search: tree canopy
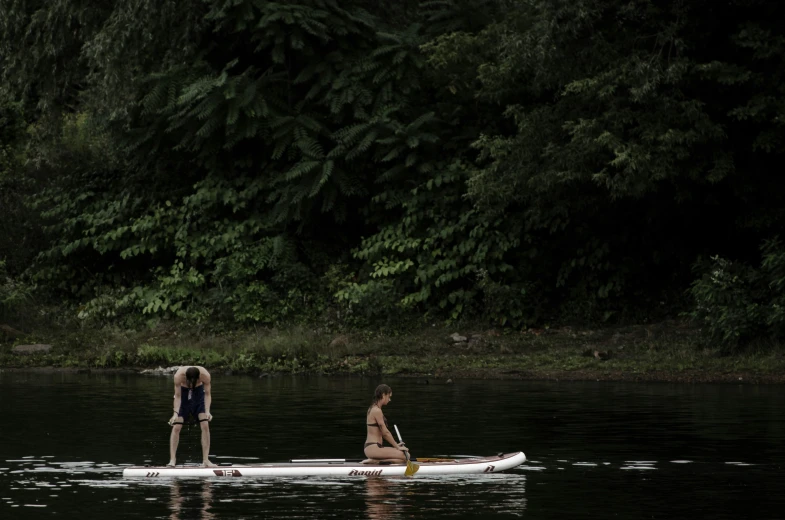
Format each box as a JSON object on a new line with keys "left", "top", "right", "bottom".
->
{"left": 1, "top": 0, "right": 784, "bottom": 344}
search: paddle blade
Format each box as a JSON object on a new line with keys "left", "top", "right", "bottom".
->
{"left": 404, "top": 454, "right": 420, "bottom": 477}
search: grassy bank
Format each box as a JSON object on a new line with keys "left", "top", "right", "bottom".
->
{"left": 1, "top": 319, "right": 785, "bottom": 383}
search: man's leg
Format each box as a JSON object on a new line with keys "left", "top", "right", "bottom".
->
{"left": 168, "top": 421, "right": 184, "bottom": 466}
{"left": 198, "top": 413, "right": 216, "bottom": 467}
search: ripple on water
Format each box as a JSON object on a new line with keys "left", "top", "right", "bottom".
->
{"left": 56, "top": 462, "right": 96, "bottom": 467}
{"left": 288, "top": 480, "right": 353, "bottom": 486}
{"left": 619, "top": 460, "right": 657, "bottom": 470}
{"left": 71, "top": 480, "right": 130, "bottom": 488}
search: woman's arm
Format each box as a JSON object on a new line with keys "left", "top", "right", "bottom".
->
{"left": 371, "top": 408, "right": 406, "bottom": 450}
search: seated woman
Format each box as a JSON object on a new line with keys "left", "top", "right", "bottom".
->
{"left": 363, "top": 384, "right": 409, "bottom": 463}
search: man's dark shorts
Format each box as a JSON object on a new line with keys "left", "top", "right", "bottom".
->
{"left": 177, "top": 385, "right": 206, "bottom": 421}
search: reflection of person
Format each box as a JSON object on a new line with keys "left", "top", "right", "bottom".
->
{"left": 363, "top": 384, "right": 408, "bottom": 462}
{"left": 169, "top": 480, "right": 214, "bottom": 520}
{"left": 365, "top": 477, "right": 395, "bottom": 520}
{"left": 167, "top": 366, "right": 215, "bottom": 467}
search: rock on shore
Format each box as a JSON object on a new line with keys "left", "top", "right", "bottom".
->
{"left": 140, "top": 366, "right": 181, "bottom": 375}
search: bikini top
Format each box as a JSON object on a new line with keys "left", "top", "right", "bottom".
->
{"left": 367, "top": 408, "right": 388, "bottom": 428}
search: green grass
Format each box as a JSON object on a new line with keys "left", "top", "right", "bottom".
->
{"left": 2, "top": 318, "right": 785, "bottom": 382}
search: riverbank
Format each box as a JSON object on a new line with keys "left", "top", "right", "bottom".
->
{"left": 1, "top": 319, "right": 784, "bottom": 383}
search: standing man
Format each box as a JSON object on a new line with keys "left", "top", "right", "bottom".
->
{"left": 167, "top": 366, "right": 216, "bottom": 467}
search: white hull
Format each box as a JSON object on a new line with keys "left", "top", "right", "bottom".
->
{"left": 122, "top": 451, "right": 526, "bottom": 478}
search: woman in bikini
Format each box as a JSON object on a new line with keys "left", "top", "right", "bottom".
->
{"left": 364, "top": 384, "right": 408, "bottom": 462}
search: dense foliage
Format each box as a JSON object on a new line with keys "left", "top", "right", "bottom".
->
{"left": 689, "top": 238, "right": 785, "bottom": 350}
{"left": 1, "top": 0, "right": 784, "bottom": 345}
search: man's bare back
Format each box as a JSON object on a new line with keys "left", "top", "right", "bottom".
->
{"left": 172, "top": 365, "right": 212, "bottom": 387}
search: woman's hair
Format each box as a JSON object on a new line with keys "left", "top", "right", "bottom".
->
{"left": 185, "top": 367, "right": 201, "bottom": 389}
{"left": 368, "top": 384, "right": 392, "bottom": 414}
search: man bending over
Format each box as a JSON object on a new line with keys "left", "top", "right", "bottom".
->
{"left": 167, "top": 366, "right": 216, "bottom": 467}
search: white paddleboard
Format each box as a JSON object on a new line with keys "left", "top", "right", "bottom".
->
{"left": 123, "top": 451, "right": 526, "bottom": 478}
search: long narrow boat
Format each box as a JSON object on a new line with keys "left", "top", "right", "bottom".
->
{"left": 122, "top": 451, "right": 526, "bottom": 478}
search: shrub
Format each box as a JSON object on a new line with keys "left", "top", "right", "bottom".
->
{"left": 0, "top": 259, "right": 34, "bottom": 322}
{"left": 689, "top": 238, "right": 785, "bottom": 350}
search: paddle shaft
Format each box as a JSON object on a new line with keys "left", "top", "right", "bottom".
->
{"left": 394, "top": 425, "right": 404, "bottom": 445}
{"left": 394, "top": 424, "right": 411, "bottom": 460}
{"left": 393, "top": 424, "right": 420, "bottom": 476}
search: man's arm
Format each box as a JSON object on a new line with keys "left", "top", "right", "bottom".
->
{"left": 203, "top": 381, "right": 212, "bottom": 420}
{"left": 201, "top": 369, "right": 212, "bottom": 420}
{"left": 173, "top": 383, "right": 182, "bottom": 413}
{"left": 169, "top": 383, "right": 182, "bottom": 425}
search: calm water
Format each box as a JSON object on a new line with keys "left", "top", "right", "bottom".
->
{"left": 0, "top": 371, "right": 783, "bottom": 519}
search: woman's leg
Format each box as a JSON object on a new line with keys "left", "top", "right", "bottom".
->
{"left": 364, "top": 445, "right": 407, "bottom": 462}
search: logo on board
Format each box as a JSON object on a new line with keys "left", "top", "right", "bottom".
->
{"left": 348, "top": 469, "right": 383, "bottom": 476}
{"left": 213, "top": 469, "right": 243, "bottom": 477}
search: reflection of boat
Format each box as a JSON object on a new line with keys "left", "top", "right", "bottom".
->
{"left": 123, "top": 452, "right": 526, "bottom": 478}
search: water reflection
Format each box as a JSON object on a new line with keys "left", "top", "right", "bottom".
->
{"left": 365, "top": 478, "right": 397, "bottom": 520}
{"left": 169, "top": 481, "right": 214, "bottom": 520}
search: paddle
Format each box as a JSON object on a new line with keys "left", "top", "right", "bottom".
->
{"left": 393, "top": 424, "right": 420, "bottom": 476}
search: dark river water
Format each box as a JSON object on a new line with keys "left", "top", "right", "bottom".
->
{"left": 0, "top": 371, "right": 783, "bottom": 519}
